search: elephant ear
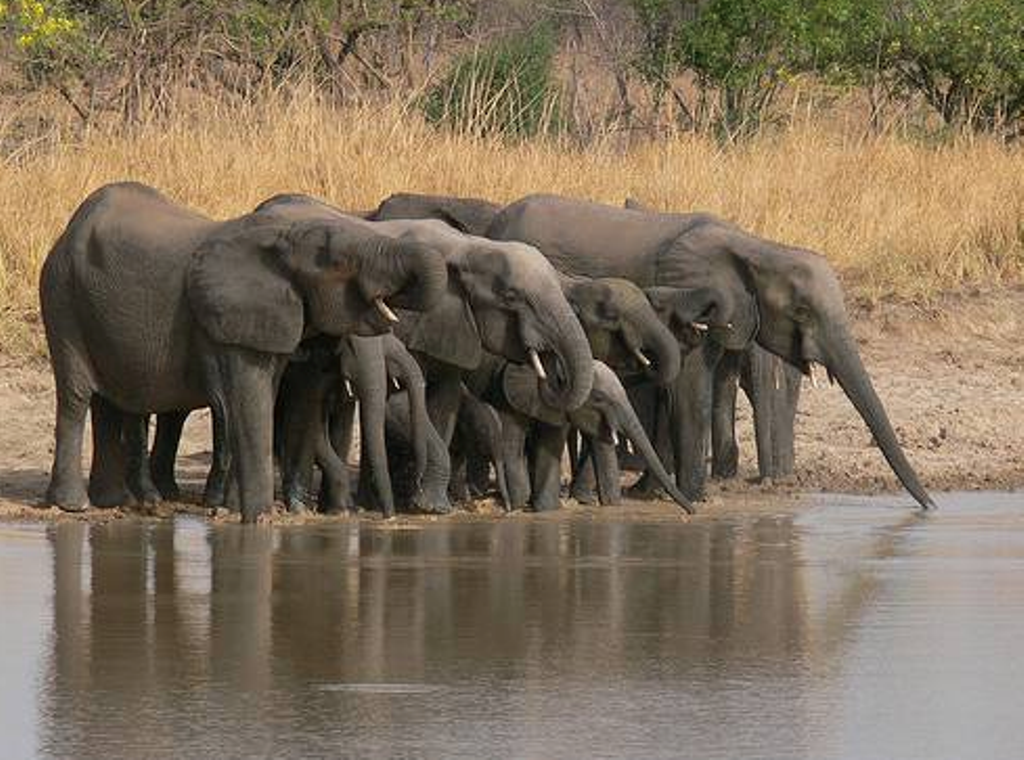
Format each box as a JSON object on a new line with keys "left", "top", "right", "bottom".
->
{"left": 405, "top": 271, "right": 482, "bottom": 370}
{"left": 187, "top": 232, "right": 304, "bottom": 354}
{"left": 503, "top": 364, "right": 566, "bottom": 426}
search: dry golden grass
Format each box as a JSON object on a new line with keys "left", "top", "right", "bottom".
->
{"left": 2, "top": 89, "right": 1023, "bottom": 357}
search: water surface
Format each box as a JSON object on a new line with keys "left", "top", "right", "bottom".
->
{"left": 1, "top": 492, "right": 1023, "bottom": 759}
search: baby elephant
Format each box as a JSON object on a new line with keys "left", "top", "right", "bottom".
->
{"left": 463, "top": 355, "right": 694, "bottom": 514}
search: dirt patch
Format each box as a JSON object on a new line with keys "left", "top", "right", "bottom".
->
{"left": 3, "top": 288, "right": 1022, "bottom": 522}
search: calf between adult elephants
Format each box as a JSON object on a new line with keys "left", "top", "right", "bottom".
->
{"left": 40, "top": 182, "right": 446, "bottom": 522}
{"left": 254, "top": 194, "right": 595, "bottom": 451}
{"left": 463, "top": 355, "right": 693, "bottom": 513}
{"left": 488, "top": 194, "right": 934, "bottom": 509}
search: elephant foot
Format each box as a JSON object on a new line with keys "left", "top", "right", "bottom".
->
{"left": 87, "top": 483, "right": 129, "bottom": 509}
{"left": 153, "top": 477, "right": 181, "bottom": 502}
{"left": 530, "top": 498, "right": 561, "bottom": 513}
{"left": 49, "top": 478, "right": 91, "bottom": 512}
{"left": 412, "top": 488, "right": 452, "bottom": 515}
{"left": 128, "top": 478, "right": 163, "bottom": 507}
{"left": 711, "top": 462, "right": 738, "bottom": 480}
{"left": 570, "top": 484, "right": 598, "bottom": 505}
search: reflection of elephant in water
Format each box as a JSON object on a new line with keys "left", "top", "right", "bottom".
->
{"left": 255, "top": 195, "right": 596, "bottom": 451}
{"left": 40, "top": 182, "right": 446, "bottom": 521}
{"left": 464, "top": 354, "right": 693, "bottom": 513}
{"left": 488, "top": 194, "right": 933, "bottom": 509}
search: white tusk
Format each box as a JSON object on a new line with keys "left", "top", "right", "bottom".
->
{"left": 611, "top": 430, "right": 619, "bottom": 447}
{"left": 625, "top": 439, "right": 633, "bottom": 455}
{"left": 392, "top": 377, "right": 401, "bottom": 391}
{"left": 528, "top": 348, "right": 547, "bottom": 381}
{"left": 691, "top": 322, "right": 709, "bottom": 332}
{"left": 344, "top": 379, "right": 353, "bottom": 396}
{"left": 373, "top": 297, "right": 399, "bottom": 324}
{"left": 633, "top": 347, "right": 652, "bottom": 367}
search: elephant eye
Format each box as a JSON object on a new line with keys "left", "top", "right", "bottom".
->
{"left": 500, "top": 287, "right": 525, "bottom": 306}
{"left": 792, "top": 303, "right": 813, "bottom": 324}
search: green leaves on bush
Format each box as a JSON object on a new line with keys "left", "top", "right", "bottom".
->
{"left": 421, "top": 23, "right": 561, "bottom": 139}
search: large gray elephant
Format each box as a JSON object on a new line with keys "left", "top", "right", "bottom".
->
{"left": 463, "top": 355, "right": 693, "bottom": 513}
{"left": 488, "top": 194, "right": 933, "bottom": 509}
{"left": 254, "top": 195, "right": 595, "bottom": 452}
{"left": 40, "top": 182, "right": 446, "bottom": 521}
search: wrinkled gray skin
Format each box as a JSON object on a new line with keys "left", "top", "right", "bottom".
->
{"left": 488, "top": 194, "right": 934, "bottom": 509}
{"left": 370, "top": 192, "right": 501, "bottom": 237}
{"left": 712, "top": 344, "right": 803, "bottom": 481}
{"left": 255, "top": 195, "right": 595, "bottom": 456}
{"left": 465, "top": 355, "right": 693, "bottom": 513}
{"left": 40, "top": 182, "right": 446, "bottom": 522}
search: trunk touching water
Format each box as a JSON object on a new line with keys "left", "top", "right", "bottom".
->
{"left": 826, "top": 336, "right": 934, "bottom": 510}
{"left": 618, "top": 398, "right": 696, "bottom": 514}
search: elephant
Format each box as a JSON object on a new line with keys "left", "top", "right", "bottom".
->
{"left": 369, "top": 192, "right": 501, "bottom": 236}
{"left": 623, "top": 197, "right": 804, "bottom": 485}
{"left": 462, "top": 354, "right": 694, "bottom": 513}
{"left": 487, "top": 193, "right": 934, "bottom": 509}
{"left": 40, "top": 182, "right": 447, "bottom": 522}
{"left": 253, "top": 195, "right": 596, "bottom": 455}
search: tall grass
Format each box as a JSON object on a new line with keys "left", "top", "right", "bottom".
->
{"left": 2, "top": 88, "right": 1023, "bottom": 357}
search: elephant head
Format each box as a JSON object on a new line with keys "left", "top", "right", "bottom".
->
{"left": 369, "top": 192, "right": 502, "bottom": 236}
{"left": 502, "top": 361, "right": 694, "bottom": 513}
{"left": 187, "top": 216, "right": 448, "bottom": 353}
{"left": 665, "top": 222, "right": 934, "bottom": 509}
{"left": 563, "top": 276, "right": 682, "bottom": 385}
{"left": 388, "top": 225, "right": 595, "bottom": 412}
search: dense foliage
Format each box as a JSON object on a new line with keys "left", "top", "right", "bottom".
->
{"left": 2, "top": 0, "right": 1023, "bottom": 140}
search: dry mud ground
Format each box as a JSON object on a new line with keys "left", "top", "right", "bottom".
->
{"left": 1, "top": 288, "right": 1022, "bottom": 522}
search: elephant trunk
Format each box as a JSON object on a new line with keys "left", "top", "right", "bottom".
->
{"left": 634, "top": 306, "right": 682, "bottom": 385}
{"left": 348, "top": 336, "right": 395, "bottom": 516}
{"left": 383, "top": 335, "right": 430, "bottom": 494}
{"left": 372, "top": 237, "right": 448, "bottom": 313}
{"left": 825, "top": 334, "right": 934, "bottom": 510}
{"left": 538, "top": 296, "right": 594, "bottom": 412}
{"left": 617, "top": 395, "right": 695, "bottom": 514}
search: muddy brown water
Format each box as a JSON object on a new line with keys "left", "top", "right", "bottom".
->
{"left": 1, "top": 492, "right": 1024, "bottom": 759}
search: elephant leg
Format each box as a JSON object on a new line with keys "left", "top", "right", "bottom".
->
{"left": 529, "top": 423, "right": 568, "bottom": 512}
{"left": 500, "top": 410, "right": 530, "bottom": 510}
{"left": 203, "top": 409, "right": 231, "bottom": 508}
{"left": 315, "top": 425, "right": 351, "bottom": 514}
{"left": 124, "top": 413, "right": 161, "bottom": 505}
{"left": 591, "top": 437, "right": 622, "bottom": 505}
{"left": 207, "top": 348, "right": 279, "bottom": 523}
{"left": 772, "top": 357, "right": 802, "bottom": 478}
{"left": 409, "top": 406, "right": 452, "bottom": 514}
{"left": 87, "top": 395, "right": 129, "bottom": 508}
{"left": 711, "top": 349, "right": 742, "bottom": 479}
{"left": 46, "top": 383, "right": 93, "bottom": 511}
{"left": 669, "top": 343, "right": 720, "bottom": 502}
{"left": 151, "top": 411, "right": 187, "bottom": 501}
{"left": 569, "top": 436, "right": 599, "bottom": 505}
{"left": 425, "top": 364, "right": 464, "bottom": 448}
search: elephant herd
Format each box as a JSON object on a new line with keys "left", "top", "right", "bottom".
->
{"left": 39, "top": 182, "right": 934, "bottom": 523}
